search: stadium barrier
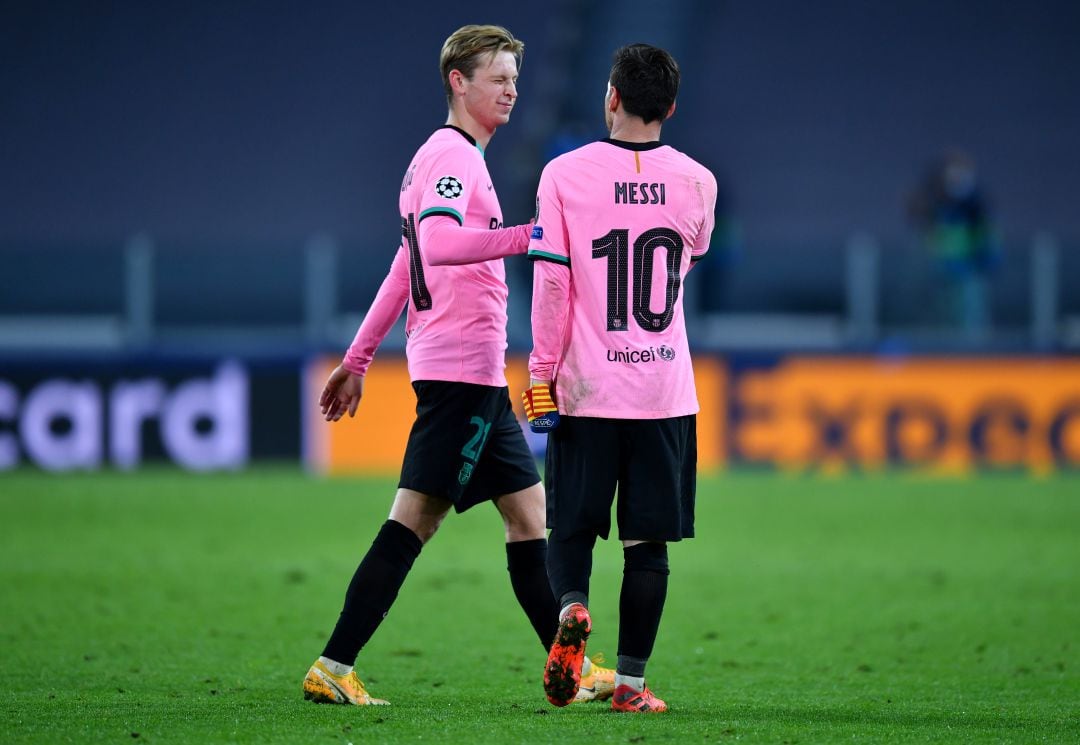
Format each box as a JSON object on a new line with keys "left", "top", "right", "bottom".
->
{"left": 0, "top": 358, "right": 300, "bottom": 471}
{"left": 725, "top": 356, "right": 1080, "bottom": 474}
{"left": 1, "top": 355, "right": 1077, "bottom": 473}
{"left": 304, "top": 355, "right": 1080, "bottom": 475}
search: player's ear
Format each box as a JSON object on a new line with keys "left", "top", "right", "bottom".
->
{"left": 607, "top": 85, "right": 621, "bottom": 113}
{"left": 665, "top": 101, "right": 676, "bottom": 121}
{"left": 448, "top": 69, "right": 468, "bottom": 96}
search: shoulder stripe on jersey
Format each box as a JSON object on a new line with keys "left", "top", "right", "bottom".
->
{"left": 528, "top": 250, "right": 571, "bottom": 266}
{"left": 418, "top": 207, "right": 464, "bottom": 225}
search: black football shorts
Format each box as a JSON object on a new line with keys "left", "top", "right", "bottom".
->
{"left": 544, "top": 414, "right": 697, "bottom": 541}
{"left": 399, "top": 380, "right": 541, "bottom": 512}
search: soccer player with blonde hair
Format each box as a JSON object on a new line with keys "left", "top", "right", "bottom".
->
{"left": 302, "top": 24, "right": 613, "bottom": 706}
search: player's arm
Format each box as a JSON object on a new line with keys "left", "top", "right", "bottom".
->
{"left": 528, "top": 258, "right": 571, "bottom": 386}
{"left": 418, "top": 215, "right": 532, "bottom": 266}
{"left": 522, "top": 160, "right": 574, "bottom": 429}
{"left": 526, "top": 166, "right": 571, "bottom": 385}
{"left": 321, "top": 247, "right": 409, "bottom": 422}
{"left": 687, "top": 169, "right": 719, "bottom": 272}
{"left": 524, "top": 165, "right": 572, "bottom": 430}
{"left": 523, "top": 258, "right": 570, "bottom": 431}
{"left": 413, "top": 149, "right": 532, "bottom": 266}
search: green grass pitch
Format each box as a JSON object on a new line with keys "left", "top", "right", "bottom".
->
{"left": 1, "top": 469, "right": 1077, "bottom": 743}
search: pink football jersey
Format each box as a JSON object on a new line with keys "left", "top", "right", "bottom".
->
{"left": 528, "top": 139, "right": 717, "bottom": 418}
{"left": 345, "top": 126, "right": 522, "bottom": 387}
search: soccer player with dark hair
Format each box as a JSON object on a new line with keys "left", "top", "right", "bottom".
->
{"left": 302, "top": 24, "right": 613, "bottom": 706}
{"left": 523, "top": 43, "right": 717, "bottom": 713}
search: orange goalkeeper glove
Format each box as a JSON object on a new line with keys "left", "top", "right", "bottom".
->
{"left": 521, "top": 384, "right": 560, "bottom": 433}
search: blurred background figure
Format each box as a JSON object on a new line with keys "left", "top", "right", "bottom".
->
{"left": 907, "top": 151, "right": 1001, "bottom": 340}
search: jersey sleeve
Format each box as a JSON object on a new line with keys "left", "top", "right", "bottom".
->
{"left": 342, "top": 246, "right": 409, "bottom": 376}
{"left": 527, "top": 163, "right": 572, "bottom": 385}
{"left": 526, "top": 165, "right": 570, "bottom": 266}
{"left": 415, "top": 146, "right": 479, "bottom": 227}
{"left": 418, "top": 215, "right": 531, "bottom": 265}
{"left": 528, "top": 258, "right": 571, "bottom": 385}
{"left": 690, "top": 168, "right": 719, "bottom": 263}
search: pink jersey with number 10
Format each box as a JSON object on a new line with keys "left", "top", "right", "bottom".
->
{"left": 528, "top": 139, "right": 717, "bottom": 419}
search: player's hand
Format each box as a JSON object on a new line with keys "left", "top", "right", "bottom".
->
{"left": 319, "top": 365, "right": 364, "bottom": 422}
{"left": 521, "top": 383, "right": 559, "bottom": 433}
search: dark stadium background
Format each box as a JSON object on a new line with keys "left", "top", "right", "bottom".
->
{"left": 2, "top": 0, "right": 1079, "bottom": 468}
{"left": 4, "top": 2, "right": 1079, "bottom": 245}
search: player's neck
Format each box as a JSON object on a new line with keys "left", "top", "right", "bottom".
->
{"left": 445, "top": 111, "right": 495, "bottom": 151}
{"left": 608, "top": 118, "right": 662, "bottom": 144}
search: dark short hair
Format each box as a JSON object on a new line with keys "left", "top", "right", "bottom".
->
{"left": 609, "top": 43, "right": 680, "bottom": 124}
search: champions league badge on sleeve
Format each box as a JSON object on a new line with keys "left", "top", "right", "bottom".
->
{"left": 434, "top": 175, "right": 464, "bottom": 199}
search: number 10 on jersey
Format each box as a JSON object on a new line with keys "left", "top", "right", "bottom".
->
{"left": 592, "top": 227, "right": 684, "bottom": 333}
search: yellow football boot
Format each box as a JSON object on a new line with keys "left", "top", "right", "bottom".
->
{"left": 302, "top": 659, "right": 389, "bottom": 705}
{"left": 574, "top": 653, "right": 616, "bottom": 703}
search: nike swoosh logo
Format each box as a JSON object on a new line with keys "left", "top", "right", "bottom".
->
{"left": 318, "top": 671, "right": 351, "bottom": 702}
{"left": 487, "top": 184, "right": 493, "bottom": 190}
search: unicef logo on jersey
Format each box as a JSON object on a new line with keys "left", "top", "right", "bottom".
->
{"left": 606, "top": 345, "right": 677, "bottom": 365}
{"left": 434, "top": 175, "right": 464, "bottom": 199}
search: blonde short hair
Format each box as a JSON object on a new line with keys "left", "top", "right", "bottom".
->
{"left": 440, "top": 25, "right": 524, "bottom": 104}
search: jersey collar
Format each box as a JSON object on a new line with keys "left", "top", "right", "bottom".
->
{"left": 602, "top": 138, "right": 664, "bottom": 151}
{"left": 441, "top": 125, "right": 485, "bottom": 157}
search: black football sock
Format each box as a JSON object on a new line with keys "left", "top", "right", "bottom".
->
{"left": 616, "top": 542, "right": 669, "bottom": 675}
{"left": 321, "top": 519, "right": 422, "bottom": 666}
{"left": 506, "top": 538, "right": 560, "bottom": 650}
{"left": 546, "top": 531, "right": 597, "bottom": 611}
